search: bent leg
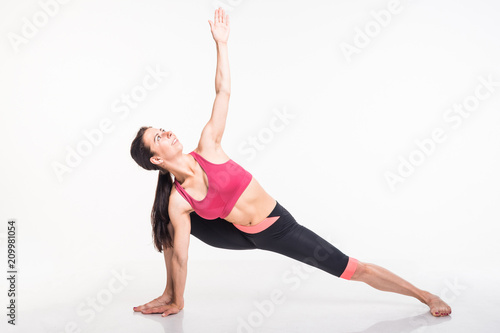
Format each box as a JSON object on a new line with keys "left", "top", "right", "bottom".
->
{"left": 351, "top": 261, "right": 452, "bottom": 317}
{"left": 189, "top": 212, "right": 257, "bottom": 250}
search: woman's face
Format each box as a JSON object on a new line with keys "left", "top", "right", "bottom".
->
{"left": 143, "top": 127, "right": 182, "bottom": 164}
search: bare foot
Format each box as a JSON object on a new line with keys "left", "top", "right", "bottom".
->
{"left": 133, "top": 295, "right": 172, "bottom": 312}
{"left": 425, "top": 294, "right": 452, "bottom": 317}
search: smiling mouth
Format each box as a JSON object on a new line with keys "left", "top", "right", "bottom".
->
{"left": 172, "top": 138, "right": 177, "bottom": 145}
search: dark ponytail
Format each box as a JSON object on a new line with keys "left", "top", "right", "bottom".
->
{"left": 130, "top": 126, "right": 174, "bottom": 253}
{"left": 151, "top": 171, "right": 173, "bottom": 252}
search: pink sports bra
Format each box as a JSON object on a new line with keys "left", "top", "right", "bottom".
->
{"left": 174, "top": 151, "right": 253, "bottom": 220}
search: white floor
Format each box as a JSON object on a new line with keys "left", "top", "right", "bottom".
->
{"left": 4, "top": 257, "right": 500, "bottom": 333}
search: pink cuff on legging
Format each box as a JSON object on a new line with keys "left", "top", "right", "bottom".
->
{"left": 340, "top": 257, "right": 358, "bottom": 280}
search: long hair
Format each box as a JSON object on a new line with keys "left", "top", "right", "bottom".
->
{"left": 130, "top": 126, "right": 173, "bottom": 253}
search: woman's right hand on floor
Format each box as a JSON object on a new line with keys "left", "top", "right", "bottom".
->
{"left": 133, "top": 294, "right": 172, "bottom": 313}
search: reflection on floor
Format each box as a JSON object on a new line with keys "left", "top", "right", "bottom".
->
{"left": 5, "top": 258, "right": 500, "bottom": 333}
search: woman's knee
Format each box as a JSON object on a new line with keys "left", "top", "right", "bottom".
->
{"left": 349, "top": 260, "right": 368, "bottom": 281}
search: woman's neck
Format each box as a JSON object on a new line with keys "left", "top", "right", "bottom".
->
{"left": 163, "top": 153, "right": 195, "bottom": 184}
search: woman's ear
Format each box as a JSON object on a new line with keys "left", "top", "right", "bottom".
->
{"left": 150, "top": 155, "right": 162, "bottom": 166}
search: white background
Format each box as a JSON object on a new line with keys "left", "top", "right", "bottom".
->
{"left": 1, "top": 0, "right": 499, "bottom": 332}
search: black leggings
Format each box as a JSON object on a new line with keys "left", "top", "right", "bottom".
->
{"left": 189, "top": 200, "right": 358, "bottom": 279}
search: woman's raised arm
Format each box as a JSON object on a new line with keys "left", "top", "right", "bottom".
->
{"left": 208, "top": 7, "right": 230, "bottom": 94}
{"left": 200, "top": 7, "right": 231, "bottom": 147}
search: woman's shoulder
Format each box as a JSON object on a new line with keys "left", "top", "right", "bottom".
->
{"left": 169, "top": 185, "right": 194, "bottom": 215}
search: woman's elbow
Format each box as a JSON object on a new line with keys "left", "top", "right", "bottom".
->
{"left": 173, "top": 252, "right": 188, "bottom": 265}
{"left": 216, "top": 88, "right": 231, "bottom": 96}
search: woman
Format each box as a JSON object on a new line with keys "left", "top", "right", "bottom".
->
{"left": 131, "top": 8, "right": 451, "bottom": 318}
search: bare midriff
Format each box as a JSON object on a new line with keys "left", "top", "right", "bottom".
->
{"left": 223, "top": 177, "right": 277, "bottom": 227}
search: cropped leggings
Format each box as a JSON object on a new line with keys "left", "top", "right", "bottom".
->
{"left": 189, "top": 200, "right": 358, "bottom": 280}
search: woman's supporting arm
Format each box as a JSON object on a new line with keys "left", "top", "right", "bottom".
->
{"left": 163, "top": 241, "right": 174, "bottom": 298}
{"left": 166, "top": 202, "right": 192, "bottom": 310}
{"left": 170, "top": 254, "right": 188, "bottom": 309}
{"left": 137, "top": 196, "right": 191, "bottom": 317}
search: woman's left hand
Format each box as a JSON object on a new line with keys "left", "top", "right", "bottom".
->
{"left": 208, "top": 7, "right": 230, "bottom": 43}
{"left": 140, "top": 303, "right": 183, "bottom": 317}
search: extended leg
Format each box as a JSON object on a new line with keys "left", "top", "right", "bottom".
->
{"left": 245, "top": 205, "right": 354, "bottom": 278}
{"left": 242, "top": 202, "right": 452, "bottom": 317}
{"left": 350, "top": 261, "right": 452, "bottom": 317}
